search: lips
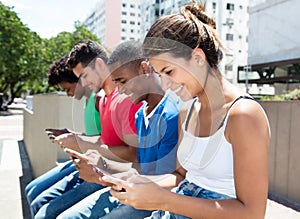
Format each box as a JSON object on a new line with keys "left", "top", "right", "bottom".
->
{"left": 173, "top": 85, "right": 183, "bottom": 95}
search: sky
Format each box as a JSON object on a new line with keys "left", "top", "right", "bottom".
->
{"left": 1, "top": 0, "right": 100, "bottom": 38}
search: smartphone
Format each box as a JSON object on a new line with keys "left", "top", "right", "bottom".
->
{"left": 92, "top": 166, "right": 111, "bottom": 177}
{"left": 64, "top": 148, "right": 111, "bottom": 177}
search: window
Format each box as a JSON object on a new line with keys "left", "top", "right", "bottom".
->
{"left": 226, "top": 3, "right": 234, "bottom": 11}
{"left": 122, "top": 36, "right": 126, "bottom": 40}
{"left": 131, "top": 29, "right": 134, "bottom": 33}
{"left": 226, "top": 33, "right": 234, "bottom": 41}
{"left": 121, "top": 20, "right": 127, "bottom": 24}
{"left": 122, "top": 3, "right": 126, "bottom": 7}
{"left": 130, "top": 12, "right": 135, "bottom": 16}
{"left": 212, "top": 2, "right": 216, "bottom": 10}
{"left": 225, "top": 65, "right": 233, "bottom": 71}
{"left": 155, "top": 9, "right": 159, "bottom": 16}
{"left": 130, "top": 4, "right": 134, "bottom": 8}
{"left": 122, "top": 11, "right": 127, "bottom": 15}
{"left": 130, "top": 21, "right": 135, "bottom": 25}
{"left": 122, "top": 28, "right": 126, "bottom": 32}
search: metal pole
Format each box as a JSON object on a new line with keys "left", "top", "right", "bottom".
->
{"left": 245, "top": 65, "right": 249, "bottom": 93}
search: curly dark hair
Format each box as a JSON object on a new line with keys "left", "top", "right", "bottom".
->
{"left": 47, "top": 55, "right": 78, "bottom": 86}
{"left": 67, "top": 40, "right": 108, "bottom": 70}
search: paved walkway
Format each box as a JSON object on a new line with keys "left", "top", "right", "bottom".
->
{"left": 0, "top": 107, "right": 300, "bottom": 218}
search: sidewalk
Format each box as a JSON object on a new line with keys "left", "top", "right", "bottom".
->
{"left": 0, "top": 108, "right": 32, "bottom": 219}
{"left": 0, "top": 107, "right": 300, "bottom": 218}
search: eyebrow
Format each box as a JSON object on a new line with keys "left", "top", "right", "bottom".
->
{"left": 111, "top": 77, "right": 124, "bottom": 82}
{"left": 159, "top": 65, "right": 170, "bottom": 73}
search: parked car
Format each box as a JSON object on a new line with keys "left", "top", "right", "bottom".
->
{"left": 0, "top": 93, "right": 8, "bottom": 111}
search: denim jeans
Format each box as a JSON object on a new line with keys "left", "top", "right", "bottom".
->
{"left": 31, "top": 171, "right": 104, "bottom": 219}
{"left": 101, "top": 204, "right": 153, "bottom": 219}
{"left": 56, "top": 187, "right": 118, "bottom": 219}
{"left": 56, "top": 188, "right": 152, "bottom": 219}
{"left": 25, "top": 160, "right": 76, "bottom": 204}
{"left": 149, "top": 179, "right": 232, "bottom": 219}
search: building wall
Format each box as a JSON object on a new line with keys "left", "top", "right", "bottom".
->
{"left": 119, "top": 0, "right": 142, "bottom": 45}
{"left": 105, "top": 0, "right": 122, "bottom": 50}
{"left": 84, "top": 0, "right": 249, "bottom": 87}
{"left": 205, "top": 0, "right": 249, "bottom": 85}
{"left": 248, "top": 0, "right": 300, "bottom": 65}
{"left": 23, "top": 94, "right": 84, "bottom": 177}
{"left": 84, "top": 0, "right": 142, "bottom": 49}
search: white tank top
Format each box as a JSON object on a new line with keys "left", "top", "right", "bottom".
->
{"left": 177, "top": 97, "right": 254, "bottom": 198}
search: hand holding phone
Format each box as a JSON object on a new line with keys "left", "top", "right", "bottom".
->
{"left": 45, "top": 128, "right": 70, "bottom": 139}
{"left": 92, "top": 166, "right": 111, "bottom": 177}
{"left": 64, "top": 148, "right": 111, "bottom": 177}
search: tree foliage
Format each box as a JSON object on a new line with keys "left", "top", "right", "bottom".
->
{"left": 0, "top": 2, "right": 43, "bottom": 103}
{"left": 39, "top": 21, "right": 101, "bottom": 93}
{"left": 0, "top": 2, "right": 101, "bottom": 103}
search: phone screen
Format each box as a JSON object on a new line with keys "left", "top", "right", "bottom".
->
{"left": 92, "top": 166, "right": 110, "bottom": 177}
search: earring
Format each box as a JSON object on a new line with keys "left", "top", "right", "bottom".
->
{"left": 144, "top": 73, "right": 150, "bottom": 79}
{"left": 198, "top": 58, "right": 204, "bottom": 66}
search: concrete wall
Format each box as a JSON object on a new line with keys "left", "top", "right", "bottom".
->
{"left": 23, "top": 94, "right": 300, "bottom": 203}
{"left": 259, "top": 100, "right": 300, "bottom": 203}
{"left": 248, "top": 0, "right": 300, "bottom": 65}
{"left": 23, "top": 93, "right": 84, "bottom": 177}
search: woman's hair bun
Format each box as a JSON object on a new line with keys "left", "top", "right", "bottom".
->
{"left": 183, "top": 2, "right": 216, "bottom": 29}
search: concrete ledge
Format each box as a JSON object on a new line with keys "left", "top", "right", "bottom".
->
{"left": 0, "top": 139, "right": 24, "bottom": 219}
{"left": 0, "top": 170, "right": 23, "bottom": 219}
{"left": 0, "top": 139, "right": 23, "bottom": 175}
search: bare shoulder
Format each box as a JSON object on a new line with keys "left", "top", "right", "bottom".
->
{"left": 229, "top": 98, "right": 268, "bottom": 124}
{"left": 226, "top": 98, "right": 270, "bottom": 144}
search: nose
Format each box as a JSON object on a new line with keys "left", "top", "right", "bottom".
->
{"left": 118, "top": 84, "right": 126, "bottom": 94}
{"left": 80, "top": 78, "right": 88, "bottom": 87}
{"left": 161, "top": 76, "right": 172, "bottom": 90}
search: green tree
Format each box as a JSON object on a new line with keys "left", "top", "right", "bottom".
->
{"left": 0, "top": 2, "right": 43, "bottom": 103}
{"left": 0, "top": 2, "right": 102, "bottom": 102}
{"left": 41, "top": 21, "right": 101, "bottom": 93}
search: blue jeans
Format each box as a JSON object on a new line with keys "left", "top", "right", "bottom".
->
{"left": 56, "top": 188, "right": 152, "bottom": 219}
{"left": 101, "top": 204, "right": 153, "bottom": 219}
{"left": 149, "top": 179, "right": 232, "bottom": 219}
{"left": 25, "top": 160, "right": 75, "bottom": 204}
{"left": 56, "top": 187, "right": 118, "bottom": 219}
{"left": 31, "top": 171, "right": 104, "bottom": 219}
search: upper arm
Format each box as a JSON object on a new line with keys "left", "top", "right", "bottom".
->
{"left": 226, "top": 100, "right": 270, "bottom": 217}
{"left": 115, "top": 96, "right": 142, "bottom": 140}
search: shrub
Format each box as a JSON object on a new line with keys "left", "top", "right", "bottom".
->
{"left": 260, "top": 89, "right": 300, "bottom": 101}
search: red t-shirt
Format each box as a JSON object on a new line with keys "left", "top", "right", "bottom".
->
{"left": 99, "top": 88, "right": 142, "bottom": 146}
